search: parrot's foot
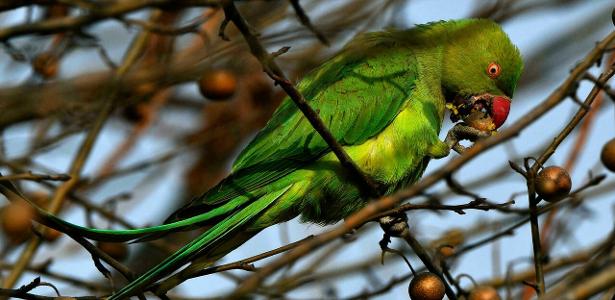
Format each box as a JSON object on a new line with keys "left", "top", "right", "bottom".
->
{"left": 378, "top": 214, "right": 413, "bottom": 267}
{"left": 445, "top": 123, "right": 491, "bottom": 154}
{"left": 378, "top": 213, "right": 409, "bottom": 238}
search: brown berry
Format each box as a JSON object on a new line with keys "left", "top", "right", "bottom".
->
{"left": 600, "top": 138, "right": 615, "bottom": 172}
{"left": 438, "top": 246, "right": 456, "bottom": 258}
{"left": 408, "top": 272, "right": 445, "bottom": 300}
{"left": 97, "top": 241, "right": 128, "bottom": 261}
{"left": 32, "top": 52, "right": 59, "bottom": 79}
{"left": 198, "top": 70, "right": 237, "bottom": 100}
{"left": 1, "top": 201, "right": 35, "bottom": 244}
{"left": 535, "top": 166, "right": 572, "bottom": 202}
{"left": 468, "top": 285, "right": 501, "bottom": 300}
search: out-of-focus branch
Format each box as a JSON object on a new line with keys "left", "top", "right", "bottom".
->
{"left": 0, "top": 287, "right": 100, "bottom": 300}
{"left": 120, "top": 15, "right": 207, "bottom": 36}
{"left": 0, "top": 0, "right": 220, "bottom": 40}
{"left": 289, "top": 0, "right": 329, "bottom": 45}
{"left": 1, "top": 10, "right": 160, "bottom": 290}
{"left": 0, "top": 3, "right": 388, "bottom": 129}
{"left": 0, "top": 173, "right": 70, "bottom": 182}
{"left": 542, "top": 227, "right": 615, "bottom": 299}
{"left": 1, "top": 95, "right": 117, "bottom": 290}
{"left": 0, "top": 1, "right": 53, "bottom": 12}
{"left": 544, "top": 262, "right": 615, "bottom": 300}
{"left": 472, "top": 0, "right": 588, "bottom": 22}
{"left": 154, "top": 235, "right": 315, "bottom": 290}
{"left": 0, "top": 261, "right": 108, "bottom": 292}
{"left": 480, "top": 243, "right": 598, "bottom": 288}
{"left": 342, "top": 274, "right": 412, "bottom": 300}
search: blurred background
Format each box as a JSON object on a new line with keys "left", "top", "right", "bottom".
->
{"left": 0, "top": 0, "right": 614, "bottom": 299}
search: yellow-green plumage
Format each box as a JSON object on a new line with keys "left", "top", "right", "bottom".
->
{"left": 33, "top": 19, "right": 523, "bottom": 299}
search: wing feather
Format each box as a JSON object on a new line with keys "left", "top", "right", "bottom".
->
{"left": 171, "top": 39, "right": 418, "bottom": 219}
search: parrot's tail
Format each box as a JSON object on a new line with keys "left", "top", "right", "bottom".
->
{"left": 27, "top": 189, "right": 262, "bottom": 243}
{"left": 152, "top": 229, "right": 258, "bottom": 295}
{"left": 107, "top": 185, "right": 291, "bottom": 300}
{"left": 31, "top": 205, "right": 219, "bottom": 242}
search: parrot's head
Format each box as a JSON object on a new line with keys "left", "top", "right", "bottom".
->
{"left": 440, "top": 19, "right": 523, "bottom": 132}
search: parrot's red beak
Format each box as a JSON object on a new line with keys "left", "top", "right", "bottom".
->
{"left": 448, "top": 93, "right": 512, "bottom": 132}
{"left": 490, "top": 96, "right": 511, "bottom": 129}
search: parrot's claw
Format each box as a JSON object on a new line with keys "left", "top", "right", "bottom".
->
{"left": 378, "top": 213, "right": 409, "bottom": 238}
{"left": 445, "top": 123, "right": 490, "bottom": 154}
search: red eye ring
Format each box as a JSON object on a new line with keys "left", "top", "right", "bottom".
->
{"left": 486, "top": 62, "right": 501, "bottom": 79}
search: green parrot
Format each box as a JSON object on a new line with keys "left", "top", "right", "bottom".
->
{"left": 30, "top": 19, "right": 522, "bottom": 299}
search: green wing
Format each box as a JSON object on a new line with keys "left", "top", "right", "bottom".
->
{"left": 169, "top": 42, "right": 418, "bottom": 220}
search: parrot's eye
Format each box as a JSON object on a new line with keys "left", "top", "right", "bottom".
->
{"left": 486, "top": 62, "right": 501, "bottom": 79}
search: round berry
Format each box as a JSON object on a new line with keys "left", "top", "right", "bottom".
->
{"left": 468, "top": 285, "right": 501, "bottom": 300}
{"left": 1, "top": 201, "right": 35, "bottom": 244}
{"left": 198, "top": 70, "right": 237, "bottom": 100}
{"left": 438, "top": 246, "right": 456, "bottom": 258}
{"left": 408, "top": 272, "right": 445, "bottom": 300}
{"left": 535, "top": 166, "right": 572, "bottom": 202}
{"left": 600, "top": 138, "right": 615, "bottom": 172}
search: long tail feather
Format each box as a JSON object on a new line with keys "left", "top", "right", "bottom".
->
{"left": 108, "top": 186, "right": 291, "bottom": 299}
{"left": 31, "top": 194, "right": 252, "bottom": 242}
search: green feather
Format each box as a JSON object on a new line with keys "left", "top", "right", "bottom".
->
{"left": 109, "top": 185, "right": 292, "bottom": 300}
{"left": 168, "top": 37, "right": 418, "bottom": 222}
{"left": 36, "top": 196, "right": 248, "bottom": 242}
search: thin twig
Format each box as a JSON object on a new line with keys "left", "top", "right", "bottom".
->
{"left": 0, "top": 287, "right": 100, "bottom": 300}
{"left": 0, "top": 0, "right": 220, "bottom": 40}
{"left": 178, "top": 235, "right": 314, "bottom": 279}
{"left": 0, "top": 173, "right": 70, "bottom": 182}
{"left": 289, "top": 0, "right": 329, "bottom": 45}
{"left": 120, "top": 15, "right": 207, "bottom": 36}
{"left": 0, "top": 261, "right": 107, "bottom": 292}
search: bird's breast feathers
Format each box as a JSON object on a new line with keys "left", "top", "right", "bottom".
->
{"left": 326, "top": 106, "right": 437, "bottom": 185}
